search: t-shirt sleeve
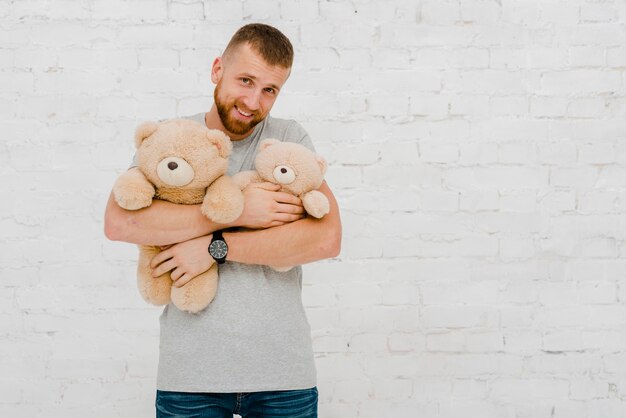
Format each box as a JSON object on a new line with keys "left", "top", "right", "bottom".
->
{"left": 282, "top": 120, "right": 316, "bottom": 153}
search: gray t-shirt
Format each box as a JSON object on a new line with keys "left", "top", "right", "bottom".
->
{"left": 156, "top": 112, "right": 317, "bottom": 392}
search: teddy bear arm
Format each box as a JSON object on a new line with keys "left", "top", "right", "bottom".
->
{"left": 112, "top": 167, "right": 156, "bottom": 210}
{"left": 301, "top": 190, "right": 330, "bottom": 219}
{"left": 201, "top": 175, "right": 245, "bottom": 224}
{"left": 231, "top": 170, "right": 262, "bottom": 190}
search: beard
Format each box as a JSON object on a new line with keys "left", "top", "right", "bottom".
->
{"left": 214, "top": 82, "right": 263, "bottom": 136}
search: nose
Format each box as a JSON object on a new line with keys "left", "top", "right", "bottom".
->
{"left": 242, "top": 89, "right": 262, "bottom": 111}
{"left": 168, "top": 161, "right": 178, "bottom": 170}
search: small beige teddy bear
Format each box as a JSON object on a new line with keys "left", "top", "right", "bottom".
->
{"left": 113, "top": 119, "right": 244, "bottom": 313}
{"left": 233, "top": 138, "right": 330, "bottom": 271}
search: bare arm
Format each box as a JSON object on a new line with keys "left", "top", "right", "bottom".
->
{"left": 104, "top": 182, "right": 307, "bottom": 246}
{"left": 225, "top": 181, "right": 341, "bottom": 266}
{"left": 104, "top": 192, "right": 219, "bottom": 245}
{"left": 150, "top": 181, "right": 342, "bottom": 287}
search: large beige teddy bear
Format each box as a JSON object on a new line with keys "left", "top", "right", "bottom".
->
{"left": 113, "top": 119, "right": 244, "bottom": 313}
{"left": 233, "top": 139, "right": 329, "bottom": 271}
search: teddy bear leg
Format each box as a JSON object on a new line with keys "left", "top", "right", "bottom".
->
{"left": 137, "top": 245, "right": 172, "bottom": 306}
{"left": 170, "top": 264, "right": 219, "bottom": 314}
{"left": 302, "top": 190, "right": 330, "bottom": 219}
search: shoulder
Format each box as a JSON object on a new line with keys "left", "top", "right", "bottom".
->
{"left": 262, "top": 116, "right": 314, "bottom": 151}
{"left": 181, "top": 112, "right": 205, "bottom": 125}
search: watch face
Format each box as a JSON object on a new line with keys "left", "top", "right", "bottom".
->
{"left": 209, "top": 240, "right": 228, "bottom": 259}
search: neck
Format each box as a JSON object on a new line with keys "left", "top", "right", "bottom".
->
{"left": 204, "top": 107, "right": 251, "bottom": 141}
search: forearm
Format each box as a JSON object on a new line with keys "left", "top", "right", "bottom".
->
{"left": 104, "top": 193, "right": 229, "bottom": 246}
{"left": 225, "top": 182, "right": 342, "bottom": 267}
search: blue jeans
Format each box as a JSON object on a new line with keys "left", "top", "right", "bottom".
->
{"left": 155, "top": 387, "right": 318, "bottom": 418}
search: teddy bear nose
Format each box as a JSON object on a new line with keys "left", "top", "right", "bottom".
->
{"left": 280, "top": 168, "right": 287, "bottom": 174}
{"left": 168, "top": 162, "right": 178, "bottom": 170}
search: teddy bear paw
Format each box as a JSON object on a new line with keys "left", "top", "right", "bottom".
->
{"left": 302, "top": 190, "right": 330, "bottom": 219}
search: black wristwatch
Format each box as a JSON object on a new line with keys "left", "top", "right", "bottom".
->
{"left": 208, "top": 230, "right": 228, "bottom": 264}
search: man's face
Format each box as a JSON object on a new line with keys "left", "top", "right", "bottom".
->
{"left": 212, "top": 44, "right": 291, "bottom": 137}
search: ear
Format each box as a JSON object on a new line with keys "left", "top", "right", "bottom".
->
{"left": 211, "top": 57, "right": 223, "bottom": 84}
{"left": 259, "top": 138, "right": 280, "bottom": 151}
{"left": 206, "top": 129, "right": 233, "bottom": 158}
{"left": 316, "top": 155, "right": 328, "bottom": 175}
{"left": 134, "top": 121, "right": 159, "bottom": 148}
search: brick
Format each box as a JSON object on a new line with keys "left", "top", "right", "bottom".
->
{"left": 452, "top": 379, "right": 488, "bottom": 399}
{"left": 302, "top": 284, "right": 336, "bottom": 308}
{"left": 280, "top": 0, "right": 318, "bottom": 21}
{"left": 421, "top": 1, "right": 460, "bottom": 24}
{"left": 426, "top": 331, "right": 465, "bottom": 352}
{"left": 578, "top": 142, "right": 615, "bottom": 164}
{"left": 169, "top": 1, "right": 204, "bottom": 21}
{"left": 91, "top": 0, "right": 167, "bottom": 21}
{"left": 466, "top": 331, "right": 505, "bottom": 352}
{"left": 421, "top": 306, "right": 498, "bottom": 328}
{"left": 444, "top": 69, "right": 528, "bottom": 94}
{"left": 491, "top": 378, "right": 570, "bottom": 401}
{"left": 490, "top": 96, "right": 528, "bottom": 116}
{"left": 460, "top": 190, "right": 499, "bottom": 212}
{"left": 569, "top": 46, "right": 607, "bottom": 67}
{"left": 419, "top": 140, "right": 459, "bottom": 163}
{"left": 449, "top": 95, "right": 490, "bottom": 118}
{"left": 380, "top": 23, "right": 474, "bottom": 47}
{"left": 348, "top": 333, "right": 388, "bottom": 353}
{"left": 567, "top": 97, "right": 605, "bottom": 118}
{"left": 541, "top": 2, "right": 581, "bottom": 25}
{"left": 445, "top": 166, "right": 549, "bottom": 190}
{"left": 581, "top": 3, "right": 618, "bottom": 23}
{"left": 372, "top": 378, "right": 413, "bottom": 400}
{"left": 201, "top": 0, "right": 243, "bottom": 21}
{"left": 541, "top": 70, "right": 622, "bottom": 94}
{"left": 607, "top": 46, "right": 626, "bottom": 67}
{"left": 420, "top": 281, "right": 499, "bottom": 306}
{"left": 503, "top": 331, "right": 542, "bottom": 353}
{"left": 388, "top": 332, "right": 423, "bottom": 352}
{"left": 530, "top": 97, "right": 569, "bottom": 118}
{"left": 460, "top": 0, "right": 502, "bottom": 24}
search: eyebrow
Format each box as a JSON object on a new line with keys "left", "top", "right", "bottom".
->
{"left": 239, "top": 73, "right": 281, "bottom": 91}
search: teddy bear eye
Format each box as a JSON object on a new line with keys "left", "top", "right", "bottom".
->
{"left": 272, "top": 165, "right": 296, "bottom": 185}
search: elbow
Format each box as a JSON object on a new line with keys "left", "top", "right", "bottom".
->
{"left": 104, "top": 204, "right": 129, "bottom": 242}
{"left": 104, "top": 215, "right": 123, "bottom": 241}
{"left": 323, "top": 228, "right": 342, "bottom": 259}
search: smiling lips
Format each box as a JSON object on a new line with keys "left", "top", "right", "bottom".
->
{"left": 235, "top": 105, "right": 253, "bottom": 118}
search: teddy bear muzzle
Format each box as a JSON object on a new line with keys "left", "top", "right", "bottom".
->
{"left": 272, "top": 165, "right": 296, "bottom": 185}
{"left": 157, "top": 157, "right": 195, "bottom": 186}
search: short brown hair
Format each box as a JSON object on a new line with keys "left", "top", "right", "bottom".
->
{"left": 223, "top": 23, "right": 294, "bottom": 69}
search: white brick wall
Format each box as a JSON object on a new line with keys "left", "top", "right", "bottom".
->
{"left": 1, "top": 0, "right": 626, "bottom": 416}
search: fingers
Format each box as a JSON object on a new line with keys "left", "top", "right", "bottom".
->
{"left": 276, "top": 201, "right": 304, "bottom": 214}
{"left": 152, "top": 258, "right": 177, "bottom": 277}
{"left": 150, "top": 249, "right": 172, "bottom": 269}
{"left": 276, "top": 212, "right": 305, "bottom": 223}
{"left": 173, "top": 273, "right": 192, "bottom": 288}
{"left": 274, "top": 192, "right": 302, "bottom": 206}
{"left": 250, "top": 182, "right": 281, "bottom": 191}
{"left": 170, "top": 267, "right": 184, "bottom": 281}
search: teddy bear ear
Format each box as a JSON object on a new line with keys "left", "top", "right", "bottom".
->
{"left": 134, "top": 121, "right": 159, "bottom": 148}
{"left": 316, "top": 154, "right": 328, "bottom": 175}
{"left": 259, "top": 138, "right": 280, "bottom": 151}
{"left": 206, "top": 129, "right": 233, "bottom": 158}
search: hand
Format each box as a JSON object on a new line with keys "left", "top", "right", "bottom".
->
{"left": 150, "top": 235, "right": 214, "bottom": 288}
{"left": 234, "top": 182, "right": 305, "bottom": 229}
